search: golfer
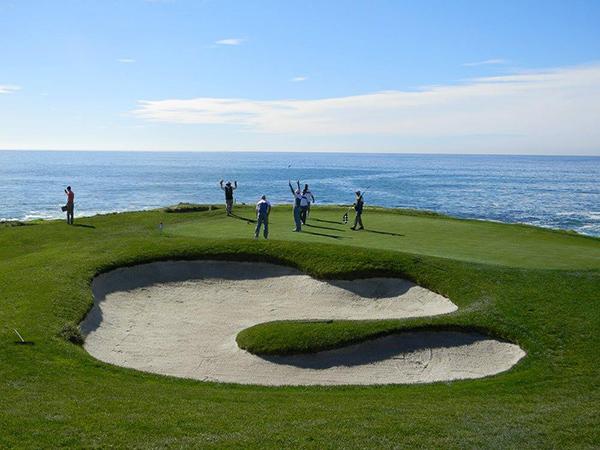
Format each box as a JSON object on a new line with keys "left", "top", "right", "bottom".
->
{"left": 350, "top": 190, "right": 364, "bottom": 230}
{"left": 219, "top": 180, "right": 237, "bottom": 216}
{"left": 64, "top": 186, "right": 75, "bottom": 225}
{"left": 288, "top": 180, "right": 303, "bottom": 232}
{"left": 297, "top": 181, "right": 315, "bottom": 225}
{"left": 254, "top": 195, "right": 271, "bottom": 239}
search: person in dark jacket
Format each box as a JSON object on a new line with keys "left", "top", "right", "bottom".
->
{"left": 350, "top": 190, "right": 364, "bottom": 230}
{"left": 219, "top": 180, "right": 237, "bottom": 216}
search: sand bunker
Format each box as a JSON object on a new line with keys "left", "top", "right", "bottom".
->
{"left": 82, "top": 261, "right": 525, "bottom": 385}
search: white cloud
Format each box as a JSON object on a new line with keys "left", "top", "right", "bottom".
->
{"left": 215, "top": 38, "right": 244, "bottom": 46}
{"left": 0, "top": 85, "right": 20, "bottom": 94}
{"left": 463, "top": 59, "right": 509, "bottom": 67}
{"left": 291, "top": 76, "right": 308, "bottom": 82}
{"left": 131, "top": 64, "right": 600, "bottom": 151}
{"left": 117, "top": 58, "right": 136, "bottom": 63}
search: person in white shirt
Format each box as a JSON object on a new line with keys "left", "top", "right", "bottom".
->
{"left": 255, "top": 195, "right": 271, "bottom": 239}
{"left": 297, "top": 181, "right": 315, "bottom": 225}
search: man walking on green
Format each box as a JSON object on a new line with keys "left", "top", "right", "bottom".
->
{"left": 296, "top": 181, "right": 315, "bottom": 225}
{"left": 350, "top": 190, "right": 364, "bottom": 230}
{"left": 254, "top": 195, "right": 271, "bottom": 239}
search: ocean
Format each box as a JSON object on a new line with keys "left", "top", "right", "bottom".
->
{"left": 0, "top": 151, "right": 598, "bottom": 237}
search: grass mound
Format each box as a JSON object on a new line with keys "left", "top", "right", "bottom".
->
{"left": 237, "top": 321, "right": 501, "bottom": 356}
{"left": 164, "top": 203, "right": 218, "bottom": 213}
{"left": 0, "top": 220, "right": 36, "bottom": 227}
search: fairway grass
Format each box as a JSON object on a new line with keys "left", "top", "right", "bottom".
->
{"left": 1, "top": 206, "right": 599, "bottom": 448}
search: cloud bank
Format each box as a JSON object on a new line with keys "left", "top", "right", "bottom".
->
{"left": 0, "top": 85, "right": 20, "bottom": 94}
{"left": 131, "top": 64, "right": 600, "bottom": 151}
{"left": 215, "top": 38, "right": 244, "bottom": 46}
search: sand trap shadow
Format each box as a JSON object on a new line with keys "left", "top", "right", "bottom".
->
{"left": 91, "top": 261, "right": 299, "bottom": 300}
{"left": 262, "top": 331, "right": 489, "bottom": 369}
{"left": 327, "top": 278, "right": 413, "bottom": 298}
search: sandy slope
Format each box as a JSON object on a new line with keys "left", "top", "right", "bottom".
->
{"left": 81, "top": 261, "right": 525, "bottom": 385}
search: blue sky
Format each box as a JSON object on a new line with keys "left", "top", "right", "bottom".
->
{"left": 1, "top": 0, "right": 600, "bottom": 154}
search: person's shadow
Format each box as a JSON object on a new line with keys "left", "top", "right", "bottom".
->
{"left": 313, "top": 218, "right": 343, "bottom": 225}
{"left": 305, "top": 223, "right": 345, "bottom": 232}
{"left": 230, "top": 213, "right": 257, "bottom": 224}
{"left": 302, "top": 230, "right": 344, "bottom": 240}
{"left": 364, "top": 229, "right": 403, "bottom": 237}
{"left": 73, "top": 224, "right": 96, "bottom": 229}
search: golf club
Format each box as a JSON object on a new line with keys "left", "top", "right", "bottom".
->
{"left": 14, "top": 328, "right": 25, "bottom": 343}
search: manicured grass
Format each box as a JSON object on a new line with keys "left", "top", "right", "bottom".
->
{"left": 164, "top": 203, "right": 218, "bottom": 213}
{"left": 1, "top": 206, "right": 599, "bottom": 448}
{"left": 168, "top": 205, "right": 600, "bottom": 269}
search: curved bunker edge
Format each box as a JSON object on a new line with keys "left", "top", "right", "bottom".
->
{"left": 81, "top": 260, "right": 526, "bottom": 386}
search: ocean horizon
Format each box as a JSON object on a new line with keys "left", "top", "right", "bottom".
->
{"left": 1, "top": 150, "right": 598, "bottom": 237}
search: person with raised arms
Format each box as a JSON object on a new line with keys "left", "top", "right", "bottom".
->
{"left": 288, "top": 180, "right": 303, "bottom": 232}
{"left": 219, "top": 179, "right": 237, "bottom": 216}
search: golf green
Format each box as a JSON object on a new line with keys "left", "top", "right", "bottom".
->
{"left": 1, "top": 205, "right": 598, "bottom": 448}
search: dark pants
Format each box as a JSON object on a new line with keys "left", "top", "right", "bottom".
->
{"left": 255, "top": 213, "right": 269, "bottom": 238}
{"left": 225, "top": 199, "right": 233, "bottom": 215}
{"left": 352, "top": 211, "right": 363, "bottom": 229}
{"left": 66, "top": 203, "right": 74, "bottom": 224}
{"left": 300, "top": 206, "right": 308, "bottom": 224}
{"left": 293, "top": 206, "right": 302, "bottom": 231}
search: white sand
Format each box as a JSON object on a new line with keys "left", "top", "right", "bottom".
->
{"left": 81, "top": 261, "right": 525, "bottom": 386}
